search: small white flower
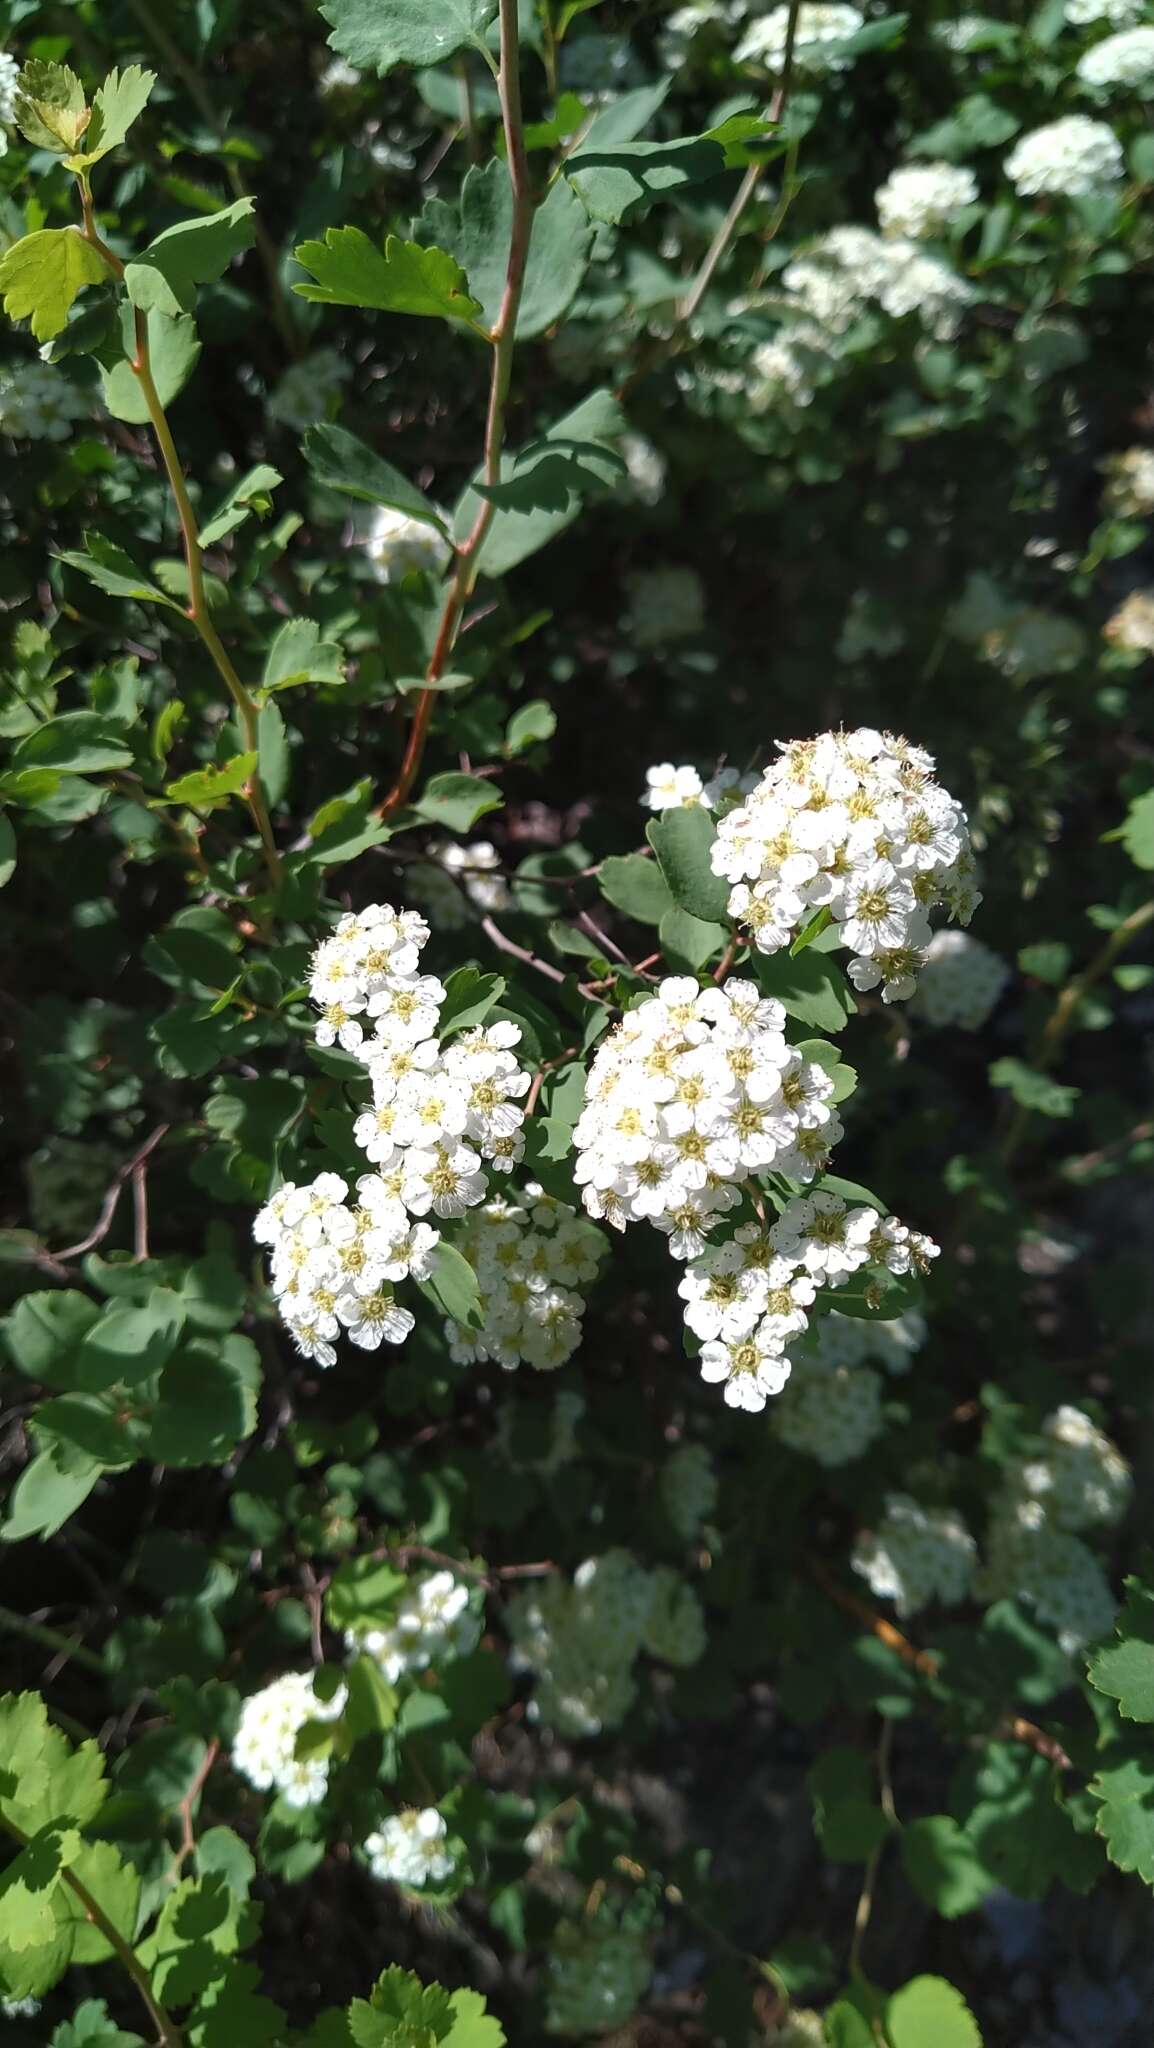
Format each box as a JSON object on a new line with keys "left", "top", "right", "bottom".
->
{"left": 1005, "top": 115, "right": 1124, "bottom": 197}
{"left": 364, "top": 506, "right": 452, "bottom": 584}
{"left": 875, "top": 161, "right": 978, "bottom": 239}
{"left": 364, "top": 1807, "right": 456, "bottom": 1888}
{"left": 642, "top": 762, "right": 706, "bottom": 810}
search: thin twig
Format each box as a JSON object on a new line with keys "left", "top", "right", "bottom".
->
{"left": 52, "top": 1124, "right": 170, "bottom": 1262}
{"left": 849, "top": 1719, "right": 895, "bottom": 1981}
{"left": 0, "top": 1603, "right": 104, "bottom": 1674}
{"left": 480, "top": 915, "right": 567, "bottom": 985}
{"left": 164, "top": 1739, "right": 220, "bottom": 1887}
{"left": 378, "top": 0, "right": 535, "bottom": 818}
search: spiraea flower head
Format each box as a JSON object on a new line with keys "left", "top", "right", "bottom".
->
{"left": 875, "top": 161, "right": 978, "bottom": 239}
{"left": 852, "top": 1494, "right": 977, "bottom": 1617}
{"left": 347, "top": 1570, "right": 480, "bottom": 1683}
{"left": 364, "top": 505, "right": 452, "bottom": 584}
{"left": 736, "top": 4, "right": 864, "bottom": 71}
{"left": 913, "top": 929, "right": 1009, "bottom": 1030}
{"left": 232, "top": 1670, "right": 347, "bottom": 1807}
{"left": 364, "top": 1807, "right": 456, "bottom": 1889}
{"left": 1005, "top": 115, "right": 1124, "bottom": 197}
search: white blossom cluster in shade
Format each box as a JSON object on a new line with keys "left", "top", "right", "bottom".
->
{"left": 0, "top": 1996, "right": 41, "bottom": 2020}
{"left": 627, "top": 565, "right": 706, "bottom": 648}
{"left": 619, "top": 430, "right": 667, "bottom": 506}
{"left": 345, "top": 1570, "right": 480, "bottom": 1683}
{"left": 852, "top": 1494, "right": 978, "bottom": 1618}
{"left": 735, "top": 3, "right": 863, "bottom": 71}
{"left": 363, "top": 1808, "right": 455, "bottom": 1889}
{"left": 746, "top": 331, "right": 824, "bottom": 410}
{"left": 1065, "top": 0, "right": 1146, "bottom": 22}
{"left": 912, "top": 929, "right": 1010, "bottom": 1031}
{"left": 874, "top": 161, "right": 978, "bottom": 240}
{"left": 0, "top": 360, "right": 90, "bottom": 440}
{"left": 1104, "top": 590, "right": 1154, "bottom": 653}
{"left": 448, "top": 1188, "right": 605, "bottom": 1372}
{"left": 364, "top": 505, "right": 451, "bottom": 584}
{"left": 773, "top": 1308, "right": 926, "bottom": 1466}
{"left": 1077, "top": 25, "right": 1154, "bottom": 87}
{"left": 934, "top": 15, "right": 1004, "bottom": 49}
{"left": 254, "top": 901, "right": 534, "bottom": 1366}
{"left": 980, "top": 1504, "right": 1119, "bottom": 1654}
{"left": 711, "top": 729, "right": 979, "bottom": 1002}
{"left": 780, "top": 226, "right": 974, "bottom": 343}
{"left": 641, "top": 762, "right": 757, "bottom": 812}
{"left": 545, "top": 1922, "right": 652, "bottom": 2038}
{"left": 1008, "top": 1405, "right": 1132, "bottom": 1534}
{"left": 318, "top": 54, "right": 362, "bottom": 91}
{"left": 267, "top": 347, "right": 349, "bottom": 431}
{"left": 681, "top": 1199, "right": 937, "bottom": 1412}
{"left": 1004, "top": 115, "right": 1124, "bottom": 197}
{"left": 660, "top": 1442, "right": 719, "bottom": 1539}
{"left": 507, "top": 1550, "right": 705, "bottom": 1736}
{"left": 573, "top": 977, "right": 841, "bottom": 1253}
{"left": 232, "top": 1670, "right": 347, "bottom": 1808}
{"left": 406, "top": 839, "right": 514, "bottom": 930}
{"left": 1101, "top": 444, "right": 1154, "bottom": 517}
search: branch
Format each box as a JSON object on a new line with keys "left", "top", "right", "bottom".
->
{"left": 164, "top": 1739, "right": 220, "bottom": 1886}
{"left": 51, "top": 1124, "right": 170, "bottom": 1262}
{"left": 379, "top": 0, "right": 535, "bottom": 818}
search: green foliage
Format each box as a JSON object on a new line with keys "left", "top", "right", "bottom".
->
{"left": 293, "top": 230, "right": 486, "bottom": 330}
{"left": 0, "top": 230, "right": 108, "bottom": 341}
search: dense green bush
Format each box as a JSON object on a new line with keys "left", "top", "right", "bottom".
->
{"left": 1, "top": 1, "right": 1153, "bottom": 2043}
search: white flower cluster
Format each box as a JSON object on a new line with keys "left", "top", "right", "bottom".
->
{"left": 318, "top": 54, "right": 362, "bottom": 92}
{"left": 346, "top": 1570, "right": 480, "bottom": 1683}
{"left": 736, "top": 3, "right": 863, "bottom": 71}
{"left": 1065, "top": 0, "right": 1145, "bottom": 22}
{"left": 660, "top": 1442, "right": 719, "bottom": 1539}
{"left": 365, "top": 505, "right": 452, "bottom": 583}
{"left": 449, "top": 1188, "right": 604, "bottom": 1371}
{"left": 364, "top": 1808, "right": 455, "bottom": 1889}
{"left": 852, "top": 1495, "right": 978, "bottom": 1618}
{"left": 981, "top": 1505, "right": 1119, "bottom": 1655}
{"left": 682, "top": 1199, "right": 937, "bottom": 1412}
{"left": 254, "top": 901, "right": 534, "bottom": 1366}
{"left": 641, "top": 761, "right": 756, "bottom": 812}
{"left": 267, "top": 347, "right": 349, "bottom": 431}
{"left": 254, "top": 1172, "right": 429, "bottom": 1368}
{"left": 1077, "top": 25, "right": 1154, "bottom": 88}
{"left": 712, "top": 729, "right": 978, "bottom": 1001}
{"left": 773, "top": 1308, "right": 925, "bottom": 1466}
{"left": 875, "top": 161, "right": 978, "bottom": 240}
{"left": 0, "top": 52, "right": 18, "bottom": 149}
{"left": 912, "top": 929, "right": 1010, "bottom": 1031}
{"left": 507, "top": 1549, "right": 705, "bottom": 1736}
{"left": 619, "top": 430, "right": 667, "bottom": 506}
{"left": 574, "top": 976, "right": 841, "bottom": 1251}
{"left": 1102, "top": 444, "right": 1154, "bottom": 517}
{"left": 407, "top": 840, "right": 513, "bottom": 929}
{"left": 1010, "top": 1405, "right": 1132, "bottom": 1534}
{"left": 781, "top": 226, "right": 974, "bottom": 343}
{"left": 545, "top": 1922, "right": 652, "bottom": 2037}
{"left": 0, "top": 361, "right": 90, "bottom": 441}
{"left": 232, "top": 1670, "right": 347, "bottom": 1808}
{"left": 1005, "top": 115, "right": 1124, "bottom": 197}
{"left": 1104, "top": 590, "right": 1154, "bottom": 654}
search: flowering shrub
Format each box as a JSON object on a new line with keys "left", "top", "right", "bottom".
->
{"left": 1, "top": 3, "right": 1154, "bottom": 2044}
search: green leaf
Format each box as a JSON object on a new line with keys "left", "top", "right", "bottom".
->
{"left": 886, "top": 1977, "right": 982, "bottom": 2048}
{"left": 327, "top": 1556, "right": 407, "bottom": 1631}
{"left": 445, "top": 1988, "right": 506, "bottom": 2047}
{"left": 304, "top": 423, "right": 444, "bottom": 528}
{"left": 302, "top": 781, "right": 392, "bottom": 866}
{"left": 599, "top": 853, "right": 673, "bottom": 927}
{"left": 0, "top": 813, "right": 14, "bottom": 890}
{"left": 348, "top": 1965, "right": 455, "bottom": 2046}
{"left": 796, "top": 1040, "right": 857, "bottom": 1105}
{"left": 751, "top": 948, "right": 856, "bottom": 1033}
{"left": 958, "top": 1745, "right": 1102, "bottom": 1899}
{"left": 1088, "top": 1579, "right": 1154, "bottom": 1721}
{"left": 292, "top": 229, "right": 484, "bottom": 331}
{"left": 143, "top": 1334, "right": 261, "bottom": 1466}
{"left": 258, "top": 700, "right": 289, "bottom": 809}
{"left": 464, "top": 389, "right": 626, "bottom": 576}
{"left": 52, "top": 1996, "right": 146, "bottom": 2046}
{"left": 13, "top": 61, "right": 89, "bottom": 152}
{"left": 343, "top": 1653, "right": 399, "bottom": 1739}
{"left": 647, "top": 804, "right": 730, "bottom": 924}
{"left": 418, "top": 1244, "right": 483, "bottom": 1329}
{"left": 900, "top": 1817, "right": 995, "bottom": 1919}
{"left": 73, "top": 1290, "right": 186, "bottom": 1392}
{"left": 419, "top": 163, "right": 594, "bottom": 340}
{"left": 660, "top": 905, "right": 727, "bottom": 971}
{"left": 566, "top": 135, "right": 726, "bottom": 226}
{"left": 823, "top": 2004, "right": 875, "bottom": 2048}
{"left": 1091, "top": 1746, "right": 1154, "bottom": 1882}
{"left": 65, "top": 65, "right": 156, "bottom": 169}
{"left": 439, "top": 967, "right": 506, "bottom": 1033}
{"left": 58, "top": 532, "right": 185, "bottom": 610}
{"left": 11, "top": 712, "right": 133, "bottom": 776}
{"left": 504, "top": 700, "right": 556, "bottom": 755}
{"left": 474, "top": 434, "right": 624, "bottom": 513}
{"left": 199, "top": 463, "right": 283, "bottom": 547}
{"left": 3, "top": 1291, "right": 103, "bottom": 1387}
{"left": 989, "top": 1057, "right": 1080, "bottom": 1118}
{"left": 413, "top": 771, "right": 503, "bottom": 831}
{"left": 165, "top": 753, "right": 257, "bottom": 809}
{"left": 0, "top": 230, "right": 109, "bottom": 342}
{"left": 124, "top": 198, "right": 257, "bottom": 316}
{"left": 101, "top": 310, "right": 201, "bottom": 422}
{"left": 318, "top": 0, "right": 498, "bottom": 73}
{"left": 809, "top": 1749, "right": 890, "bottom": 1864}
{"left": 1118, "top": 788, "right": 1154, "bottom": 871}
{"left": 261, "top": 618, "right": 346, "bottom": 694}
{"left": 2, "top": 1449, "right": 100, "bottom": 1540}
